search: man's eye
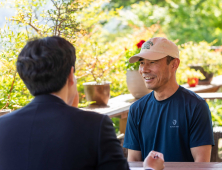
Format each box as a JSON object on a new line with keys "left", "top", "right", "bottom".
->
{"left": 140, "top": 61, "right": 144, "bottom": 64}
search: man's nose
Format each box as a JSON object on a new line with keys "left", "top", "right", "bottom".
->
{"left": 140, "top": 64, "right": 151, "bottom": 73}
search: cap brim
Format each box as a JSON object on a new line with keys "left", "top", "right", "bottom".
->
{"left": 129, "top": 51, "right": 168, "bottom": 63}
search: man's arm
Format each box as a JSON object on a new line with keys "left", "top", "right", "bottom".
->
{"left": 189, "top": 101, "right": 214, "bottom": 162}
{"left": 127, "top": 149, "right": 142, "bottom": 161}
{"left": 123, "top": 106, "right": 142, "bottom": 161}
{"left": 191, "top": 145, "right": 212, "bottom": 162}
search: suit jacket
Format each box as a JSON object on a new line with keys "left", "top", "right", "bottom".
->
{"left": 0, "top": 94, "right": 129, "bottom": 170}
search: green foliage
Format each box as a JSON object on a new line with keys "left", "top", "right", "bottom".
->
{"left": 6, "top": 0, "right": 95, "bottom": 43}
{"left": 109, "top": 0, "right": 145, "bottom": 8}
{"left": 116, "top": 0, "right": 222, "bottom": 45}
{"left": 111, "top": 117, "right": 120, "bottom": 133}
{"left": 75, "top": 34, "right": 130, "bottom": 103}
{"left": 122, "top": 25, "right": 162, "bottom": 72}
{"left": 0, "top": 0, "right": 117, "bottom": 108}
{"left": 125, "top": 46, "right": 140, "bottom": 71}
{"left": 0, "top": 26, "right": 33, "bottom": 110}
{"left": 109, "top": 0, "right": 167, "bottom": 9}
{"left": 165, "top": 0, "right": 222, "bottom": 46}
{"left": 75, "top": 37, "right": 123, "bottom": 83}
{"left": 1, "top": 0, "right": 222, "bottom": 129}
{"left": 180, "top": 41, "right": 222, "bottom": 73}
{"left": 176, "top": 41, "right": 222, "bottom": 85}
{"left": 207, "top": 99, "right": 222, "bottom": 127}
{"left": 182, "top": 69, "right": 205, "bottom": 79}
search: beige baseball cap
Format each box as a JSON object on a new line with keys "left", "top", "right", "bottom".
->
{"left": 129, "top": 37, "right": 179, "bottom": 63}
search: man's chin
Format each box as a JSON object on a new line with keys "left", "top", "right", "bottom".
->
{"left": 145, "top": 85, "right": 154, "bottom": 90}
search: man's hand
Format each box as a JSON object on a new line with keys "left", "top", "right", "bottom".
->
{"left": 72, "top": 91, "right": 79, "bottom": 107}
{"left": 143, "top": 151, "right": 164, "bottom": 170}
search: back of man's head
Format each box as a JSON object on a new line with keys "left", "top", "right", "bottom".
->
{"left": 16, "top": 36, "right": 76, "bottom": 96}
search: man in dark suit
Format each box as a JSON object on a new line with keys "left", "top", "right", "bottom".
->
{"left": 0, "top": 36, "right": 164, "bottom": 170}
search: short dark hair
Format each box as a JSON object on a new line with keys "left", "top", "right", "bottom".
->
{"left": 166, "top": 55, "right": 175, "bottom": 65}
{"left": 16, "top": 36, "right": 76, "bottom": 96}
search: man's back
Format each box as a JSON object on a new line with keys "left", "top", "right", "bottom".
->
{"left": 0, "top": 94, "right": 128, "bottom": 170}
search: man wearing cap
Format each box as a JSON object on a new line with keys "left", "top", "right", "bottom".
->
{"left": 123, "top": 37, "right": 214, "bottom": 162}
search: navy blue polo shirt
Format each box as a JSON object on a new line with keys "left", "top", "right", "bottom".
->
{"left": 123, "top": 86, "right": 214, "bottom": 162}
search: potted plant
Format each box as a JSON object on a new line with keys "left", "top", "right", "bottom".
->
{"left": 179, "top": 41, "right": 222, "bottom": 85}
{"left": 78, "top": 43, "right": 111, "bottom": 106}
{"left": 75, "top": 38, "right": 123, "bottom": 106}
{"left": 125, "top": 40, "right": 152, "bottom": 99}
{"left": 183, "top": 69, "right": 205, "bottom": 87}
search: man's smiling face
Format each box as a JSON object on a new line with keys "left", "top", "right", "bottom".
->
{"left": 139, "top": 57, "right": 173, "bottom": 91}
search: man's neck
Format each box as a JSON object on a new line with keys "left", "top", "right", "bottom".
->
{"left": 154, "top": 83, "right": 179, "bottom": 101}
{"left": 50, "top": 93, "right": 63, "bottom": 100}
{"left": 51, "top": 84, "right": 69, "bottom": 104}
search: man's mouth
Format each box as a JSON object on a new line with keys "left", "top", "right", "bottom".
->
{"left": 144, "top": 76, "right": 155, "bottom": 80}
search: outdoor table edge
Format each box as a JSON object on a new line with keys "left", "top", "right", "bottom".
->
{"left": 129, "top": 162, "right": 222, "bottom": 168}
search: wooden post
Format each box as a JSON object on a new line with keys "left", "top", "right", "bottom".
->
{"left": 119, "top": 111, "right": 128, "bottom": 134}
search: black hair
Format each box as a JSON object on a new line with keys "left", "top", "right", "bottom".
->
{"left": 16, "top": 36, "right": 76, "bottom": 96}
{"left": 166, "top": 55, "right": 175, "bottom": 65}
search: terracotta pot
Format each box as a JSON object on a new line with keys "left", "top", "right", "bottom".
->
{"left": 83, "top": 82, "right": 110, "bottom": 106}
{"left": 0, "top": 109, "right": 11, "bottom": 116}
{"left": 189, "top": 65, "right": 214, "bottom": 85}
{"left": 187, "top": 77, "right": 199, "bottom": 87}
{"left": 126, "top": 70, "right": 152, "bottom": 99}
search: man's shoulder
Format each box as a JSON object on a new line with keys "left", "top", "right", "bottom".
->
{"left": 66, "top": 105, "right": 105, "bottom": 119}
{"left": 0, "top": 100, "right": 105, "bottom": 125}
{"left": 131, "top": 92, "right": 153, "bottom": 106}
{"left": 42, "top": 102, "right": 106, "bottom": 124}
{"left": 177, "top": 86, "right": 209, "bottom": 113}
{"left": 179, "top": 86, "right": 205, "bottom": 103}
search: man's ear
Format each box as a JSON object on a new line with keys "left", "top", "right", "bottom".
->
{"left": 68, "top": 66, "right": 75, "bottom": 85}
{"left": 172, "top": 58, "right": 180, "bottom": 69}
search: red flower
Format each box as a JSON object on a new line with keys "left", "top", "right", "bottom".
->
{"left": 187, "top": 77, "right": 199, "bottom": 87}
{"left": 136, "top": 40, "right": 146, "bottom": 48}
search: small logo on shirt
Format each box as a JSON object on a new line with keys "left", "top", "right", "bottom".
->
{"left": 170, "top": 119, "right": 179, "bottom": 128}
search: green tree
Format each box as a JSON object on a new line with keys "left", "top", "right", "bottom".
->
{"left": 112, "top": 0, "right": 222, "bottom": 45}
{"left": 0, "top": 28, "right": 31, "bottom": 109}
{"left": 164, "top": 0, "right": 222, "bottom": 45}
{"left": 0, "top": 0, "right": 124, "bottom": 109}
{"left": 0, "top": 0, "right": 90, "bottom": 110}
{"left": 109, "top": 0, "right": 168, "bottom": 9}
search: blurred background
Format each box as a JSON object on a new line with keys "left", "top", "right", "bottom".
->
{"left": 0, "top": 0, "right": 222, "bottom": 132}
